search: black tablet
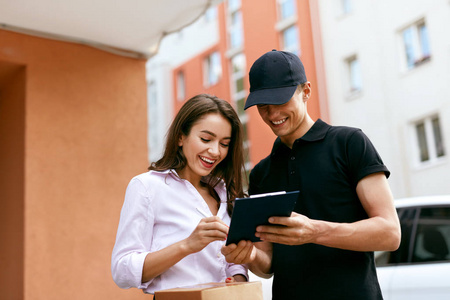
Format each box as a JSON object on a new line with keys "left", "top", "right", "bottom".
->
{"left": 226, "top": 191, "right": 299, "bottom": 245}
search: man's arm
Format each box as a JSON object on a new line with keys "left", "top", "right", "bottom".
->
{"left": 255, "top": 172, "right": 401, "bottom": 252}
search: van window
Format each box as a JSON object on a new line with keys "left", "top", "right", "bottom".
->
{"left": 376, "top": 205, "right": 450, "bottom": 267}
{"left": 412, "top": 206, "right": 450, "bottom": 263}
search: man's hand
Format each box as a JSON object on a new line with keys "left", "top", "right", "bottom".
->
{"left": 255, "top": 212, "right": 317, "bottom": 245}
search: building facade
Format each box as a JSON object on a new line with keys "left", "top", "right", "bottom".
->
{"left": 317, "top": 0, "right": 450, "bottom": 197}
{"left": 146, "top": 0, "right": 326, "bottom": 172}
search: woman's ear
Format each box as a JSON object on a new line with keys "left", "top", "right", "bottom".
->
{"left": 178, "top": 135, "right": 184, "bottom": 147}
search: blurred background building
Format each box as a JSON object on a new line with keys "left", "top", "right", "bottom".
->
{"left": 147, "top": 0, "right": 450, "bottom": 199}
{"left": 317, "top": 0, "right": 450, "bottom": 198}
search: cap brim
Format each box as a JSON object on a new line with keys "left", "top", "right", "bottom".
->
{"left": 244, "top": 85, "right": 297, "bottom": 110}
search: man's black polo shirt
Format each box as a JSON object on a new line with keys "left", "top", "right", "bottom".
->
{"left": 248, "top": 119, "right": 389, "bottom": 299}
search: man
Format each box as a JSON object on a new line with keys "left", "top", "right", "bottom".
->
{"left": 222, "top": 50, "right": 401, "bottom": 299}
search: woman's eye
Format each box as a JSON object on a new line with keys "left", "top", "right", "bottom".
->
{"left": 201, "top": 138, "right": 210, "bottom": 143}
{"left": 220, "top": 143, "right": 230, "bottom": 148}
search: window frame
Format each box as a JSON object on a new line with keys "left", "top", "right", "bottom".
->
{"left": 410, "top": 114, "right": 446, "bottom": 168}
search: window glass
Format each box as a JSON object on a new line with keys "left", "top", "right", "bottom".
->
{"left": 204, "top": 52, "right": 222, "bottom": 87}
{"left": 279, "top": 0, "right": 296, "bottom": 20}
{"left": 341, "top": 0, "right": 352, "bottom": 14}
{"left": 416, "top": 122, "right": 429, "bottom": 162}
{"left": 282, "top": 25, "right": 299, "bottom": 55}
{"left": 228, "top": 0, "right": 241, "bottom": 12}
{"left": 349, "top": 57, "right": 362, "bottom": 92}
{"left": 413, "top": 115, "right": 445, "bottom": 164}
{"left": 402, "top": 20, "right": 431, "bottom": 70}
{"left": 231, "top": 53, "right": 246, "bottom": 74}
{"left": 230, "top": 11, "right": 243, "bottom": 49}
{"left": 176, "top": 71, "right": 185, "bottom": 101}
{"left": 412, "top": 206, "right": 450, "bottom": 263}
{"left": 432, "top": 117, "right": 445, "bottom": 157}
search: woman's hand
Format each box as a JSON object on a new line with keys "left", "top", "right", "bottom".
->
{"left": 221, "top": 240, "right": 257, "bottom": 264}
{"left": 183, "top": 216, "right": 229, "bottom": 253}
{"left": 225, "top": 274, "right": 247, "bottom": 283}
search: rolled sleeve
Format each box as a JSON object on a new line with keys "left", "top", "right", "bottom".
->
{"left": 226, "top": 262, "right": 249, "bottom": 281}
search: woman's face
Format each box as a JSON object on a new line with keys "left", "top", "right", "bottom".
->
{"left": 178, "top": 113, "right": 232, "bottom": 183}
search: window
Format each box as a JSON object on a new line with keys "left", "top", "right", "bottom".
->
{"left": 227, "top": 0, "right": 243, "bottom": 50}
{"left": 176, "top": 71, "right": 185, "bottom": 101}
{"left": 230, "top": 53, "right": 246, "bottom": 115}
{"left": 413, "top": 207, "right": 450, "bottom": 263}
{"left": 278, "top": 0, "right": 296, "bottom": 20}
{"left": 276, "top": 0, "right": 299, "bottom": 55}
{"left": 341, "top": 0, "right": 352, "bottom": 14}
{"left": 228, "top": 9, "right": 243, "bottom": 49}
{"left": 402, "top": 20, "right": 431, "bottom": 70}
{"left": 228, "top": 0, "right": 241, "bottom": 12}
{"left": 413, "top": 115, "right": 445, "bottom": 164}
{"left": 203, "top": 51, "right": 222, "bottom": 87}
{"left": 281, "top": 25, "right": 300, "bottom": 55}
{"left": 204, "top": 6, "right": 217, "bottom": 22}
{"left": 345, "top": 55, "right": 362, "bottom": 95}
{"left": 376, "top": 205, "right": 450, "bottom": 266}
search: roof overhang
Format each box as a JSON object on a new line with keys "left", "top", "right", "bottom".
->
{"left": 0, "top": 0, "right": 222, "bottom": 59}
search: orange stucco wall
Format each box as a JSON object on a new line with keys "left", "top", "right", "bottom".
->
{"left": 0, "top": 30, "right": 150, "bottom": 300}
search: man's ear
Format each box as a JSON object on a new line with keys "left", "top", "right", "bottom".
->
{"left": 303, "top": 82, "right": 312, "bottom": 100}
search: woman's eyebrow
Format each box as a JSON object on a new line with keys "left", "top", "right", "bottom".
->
{"left": 200, "top": 130, "right": 216, "bottom": 137}
{"left": 201, "top": 130, "right": 231, "bottom": 140}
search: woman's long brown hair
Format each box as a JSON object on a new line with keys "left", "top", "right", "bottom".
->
{"left": 149, "top": 94, "right": 246, "bottom": 215}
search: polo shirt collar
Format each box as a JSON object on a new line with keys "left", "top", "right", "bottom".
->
{"left": 271, "top": 119, "right": 331, "bottom": 155}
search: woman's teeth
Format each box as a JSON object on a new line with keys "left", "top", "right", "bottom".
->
{"left": 200, "top": 156, "right": 215, "bottom": 164}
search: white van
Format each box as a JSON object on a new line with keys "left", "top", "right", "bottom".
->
{"left": 376, "top": 195, "right": 450, "bottom": 299}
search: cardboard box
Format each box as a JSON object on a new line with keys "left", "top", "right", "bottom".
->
{"left": 155, "top": 281, "right": 263, "bottom": 300}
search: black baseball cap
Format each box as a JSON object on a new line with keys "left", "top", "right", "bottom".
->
{"left": 244, "top": 50, "right": 307, "bottom": 109}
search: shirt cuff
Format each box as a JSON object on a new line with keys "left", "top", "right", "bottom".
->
{"left": 226, "top": 263, "right": 249, "bottom": 281}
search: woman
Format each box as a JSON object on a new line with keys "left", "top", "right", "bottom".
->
{"left": 111, "top": 94, "right": 248, "bottom": 295}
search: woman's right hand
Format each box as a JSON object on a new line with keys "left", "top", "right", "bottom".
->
{"left": 183, "top": 216, "right": 229, "bottom": 253}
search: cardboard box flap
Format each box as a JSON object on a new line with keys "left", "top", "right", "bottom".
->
{"left": 155, "top": 281, "right": 263, "bottom": 300}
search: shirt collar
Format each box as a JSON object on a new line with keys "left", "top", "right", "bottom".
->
{"left": 149, "top": 169, "right": 226, "bottom": 199}
{"left": 271, "top": 119, "right": 331, "bottom": 155}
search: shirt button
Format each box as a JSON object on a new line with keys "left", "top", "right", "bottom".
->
{"left": 217, "top": 252, "right": 221, "bottom": 258}
{"left": 290, "top": 156, "right": 295, "bottom": 160}
{"left": 290, "top": 170, "right": 295, "bottom": 175}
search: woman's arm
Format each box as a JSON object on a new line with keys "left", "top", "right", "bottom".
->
{"left": 142, "top": 216, "right": 229, "bottom": 282}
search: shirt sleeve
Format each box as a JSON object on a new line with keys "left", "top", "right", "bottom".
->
{"left": 111, "top": 177, "right": 155, "bottom": 289}
{"left": 347, "top": 129, "right": 390, "bottom": 185}
{"left": 226, "top": 262, "right": 249, "bottom": 281}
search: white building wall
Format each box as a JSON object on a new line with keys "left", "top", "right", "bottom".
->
{"left": 145, "top": 9, "right": 220, "bottom": 163}
{"left": 316, "top": 0, "right": 450, "bottom": 198}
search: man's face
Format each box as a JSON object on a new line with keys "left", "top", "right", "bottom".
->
{"left": 256, "top": 87, "right": 308, "bottom": 147}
